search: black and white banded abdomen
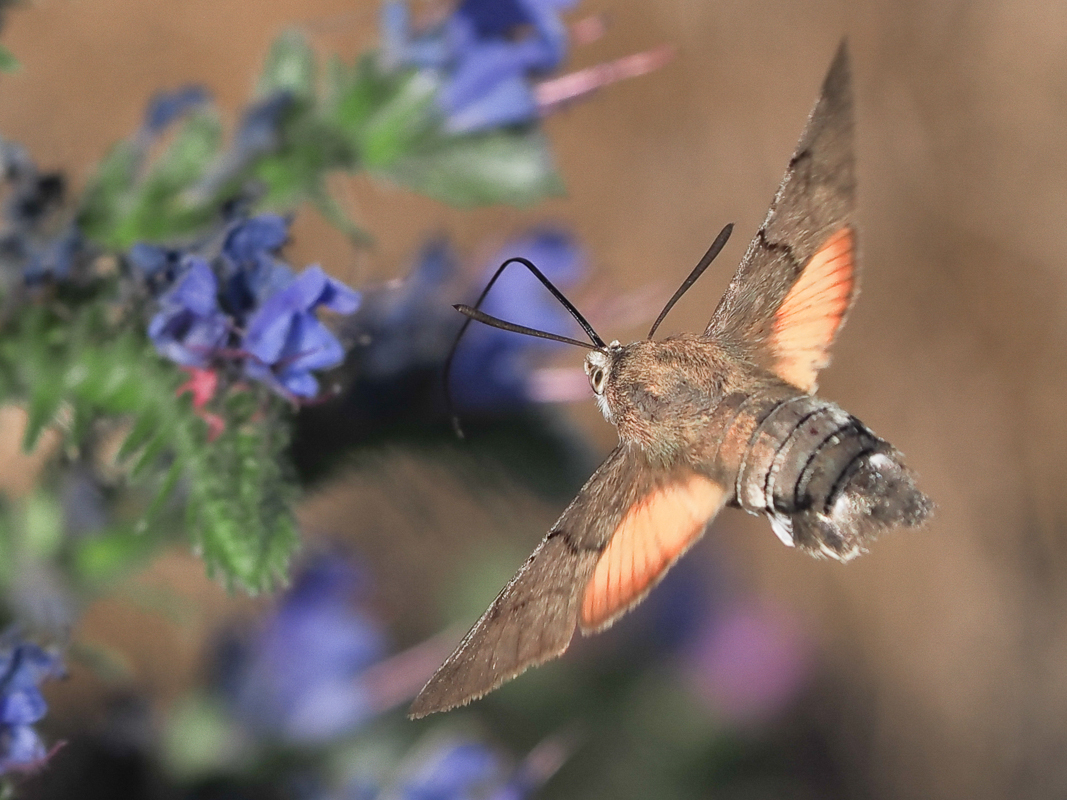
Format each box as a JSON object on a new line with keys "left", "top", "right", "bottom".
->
{"left": 710, "top": 391, "right": 932, "bottom": 561}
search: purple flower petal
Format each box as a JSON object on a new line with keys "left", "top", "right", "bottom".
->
{"left": 226, "top": 555, "right": 386, "bottom": 744}
{"left": 0, "top": 725, "right": 46, "bottom": 772}
{"left": 223, "top": 215, "right": 289, "bottom": 266}
{"left": 440, "top": 61, "right": 538, "bottom": 134}
{"left": 0, "top": 689, "right": 46, "bottom": 726}
{"left": 273, "top": 367, "right": 321, "bottom": 398}
{"left": 315, "top": 270, "right": 362, "bottom": 315}
{"left": 148, "top": 259, "right": 230, "bottom": 367}
{"left": 144, "top": 85, "right": 210, "bottom": 133}
{"left": 385, "top": 0, "right": 576, "bottom": 134}
{"left": 401, "top": 741, "right": 502, "bottom": 800}
{"left": 283, "top": 313, "right": 346, "bottom": 371}
{"left": 233, "top": 92, "right": 294, "bottom": 157}
{"left": 169, "top": 259, "right": 220, "bottom": 317}
{"left": 129, "top": 243, "right": 178, "bottom": 278}
{"left": 0, "top": 636, "right": 62, "bottom": 775}
{"left": 241, "top": 266, "right": 359, "bottom": 397}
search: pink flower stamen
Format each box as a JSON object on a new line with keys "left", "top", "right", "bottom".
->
{"left": 535, "top": 45, "right": 675, "bottom": 114}
{"left": 176, "top": 367, "right": 219, "bottom": 409}
{"left": 177, "top": 367, "right": 226, "bottom": 440}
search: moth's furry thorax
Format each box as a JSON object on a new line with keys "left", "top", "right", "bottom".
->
{"left": 592, "top": 335, "right": 743, "bottom": 462}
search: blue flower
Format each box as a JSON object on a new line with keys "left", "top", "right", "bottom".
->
{"left": 226, "top": 555, "right": 386, "bottom": 744}
{"left": 0, "top": 636, "right": 63, "bottom": 774}
{"left": 21, "top": 226, "right": 84, "bottom": 284}
{"left": 220, "top": 214, "right": 295, "bottom": 320}
{"left": 383, "top": 0, "right": 578, "bottom": 134}
{"left": 147, "top": 257, "right": 230, "bottom": 367}
{"left": 137, "top": 215, "right": 361, "bottom": 398}
{"left": 354, "top": 239, "right": 458, "bottom": 382}
{"left": 232, "top": 92, "right": 296, "bottom": 158}
{"left": 242, "top": 265, "right": 360, "bottom": 398}
{"left": 398, "top": 741, "right": 503, "bottom": 800}
{"left": 142, "top": 85, "right": 210, "bottom": 135}
{"left": 128, "top": 242, "right": 184, "bottom": 289}
{"left": 0, "top": 141, "right": 93, "bottom": 287}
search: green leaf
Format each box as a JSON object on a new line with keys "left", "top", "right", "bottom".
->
{"left": 385, "top": 130, "right": 565, "bottom": 207}
{"left": 79, "top": 113, "right": 223, "bottom": 248}
{"left": 310, "top": 190, "right": 373, "bottom": 246}
{"left": 357, "top": 69, "right": 439, "bottom": 168}
{"left": 117, "top": 410, "right": 162, "bottom": 463}
{"left": 331, "top": 54, "right": 395, "bottom": 138}
{"left": 144, "top": 113, "right": 221, "bottom": 193}
{"left": 1, "top": 303, "right": 300, "bottom": 593}
{"left": 187, "top": 399, "right": 299, "bottom": 592}
{"left": 22, "top": 379, "right": 62, "bottom": 453}
{"left": 257, "top": 30, "right": 316, "bottom": 100}
{"left": 77, "top": 142, "right": 141, "bottom": 246}
{"left": 23, "top": 492, "right": 64, "bottom": 560}
{"left": 73, "top": 525, "right": 157, "bottom": 584}
{"left": 0, "top": 45, "right": 20, "bottom": 74}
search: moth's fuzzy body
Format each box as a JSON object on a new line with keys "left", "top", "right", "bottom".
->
{"left": 587, "top": 336, "right": 930, "bottom": 561}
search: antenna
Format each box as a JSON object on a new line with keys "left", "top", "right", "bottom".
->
{"left": 647, "top": 223, "right": 733, "bottom": 339}
{"left": 444, "top": 256, "right": 604, "bottom": 437}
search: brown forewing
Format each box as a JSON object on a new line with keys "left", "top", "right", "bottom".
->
{"left": 706, "top": 42, "right": 857, "bottom": 392}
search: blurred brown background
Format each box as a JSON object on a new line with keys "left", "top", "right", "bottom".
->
{"left": 2, "top": 1, "right": 1066, "bottom": 798}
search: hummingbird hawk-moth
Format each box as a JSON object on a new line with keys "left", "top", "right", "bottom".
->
{"left": 410, "top": 43, "right": 932, "bottom": 718}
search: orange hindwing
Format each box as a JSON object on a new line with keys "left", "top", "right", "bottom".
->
{"left": 580, "top": 473, "right": 725, "bottom": 632}
{"left": 771, "top": 226, "right": 856, "bottom": 392}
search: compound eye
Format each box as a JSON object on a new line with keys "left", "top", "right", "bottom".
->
{"left": 589, "top": 367, "right": 606, "bottom": 395}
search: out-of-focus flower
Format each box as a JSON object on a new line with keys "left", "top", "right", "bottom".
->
{"left": 185, "top": 92, "right": 297, "bottom": 204}
{"left": 0, "top": 140, "right": 93, "bottom": 287}
{"left": 232, "top": 92, "right": 295, "bottom": 159}
{"left": 0, "top": 633, "right": 63, "bottom": 775}
{"left": 383, "top": 0, "right": 577, "bottom": 134}
{"left": 242, "top": 265, "right": 360, "bottom": 398}
{"left": 368, "top": 730, "right": 572, "bottom": 800}
{"left": 382, "top": 1, "right": 671, "bottom": 135}
{"left": 686, "top": 600, "right": 811, "bottom": 726}
{"left": 128, "top": 241, "right": 183, "bottom": 284}
{"left": 436, "top": 0, "right": 576, "bottom": 134}
{"left": 142, "top": 86, "right": 210, "bottom": 136}
{"left": 147, "top": 257, "right": 230, "bottom": 368}
{"left": 344, "top": 227, "right": 586, "bottom": 421}
{"left": 394, "top": 740, "right": 504, "bottom": 800}
{"left": 225, "top": 555, "right": 386, "bottom": 744}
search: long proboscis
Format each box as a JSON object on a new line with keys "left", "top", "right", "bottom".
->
{"left": 647, "top": 223, "right": 734, "bottom": 339}
{"left": 444, "top": 256, "right": 604, "bottom": 438}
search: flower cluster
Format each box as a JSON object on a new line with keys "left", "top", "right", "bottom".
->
{"left": 0, "top": 633, "right": 63, "bottom": 775}
{"left": 382, "top": 0, "right": 673, "bottom": 139}
{"left": 223, "top": 554, "right": 385, "bottom": 744}
{"left": 0, "top": 139, "right": 91, "bottom": 288}
{"left": 212, "top": 553, "right": 564, "bottom": 800}
{"left": 382, "top": 0, "right": 578, "bottom": 134}
{"left": 135, "top": 214, "right": 360, "bottom": 398}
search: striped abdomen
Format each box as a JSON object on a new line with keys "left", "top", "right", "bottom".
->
{"left": 708, "top": 390, "right": 931, "bottom": 560}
